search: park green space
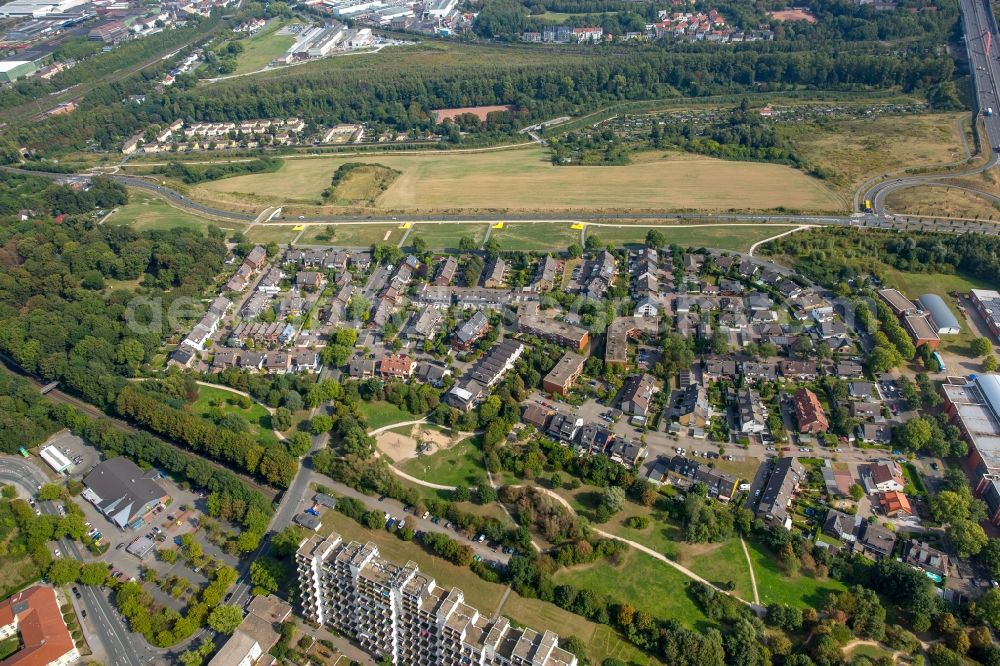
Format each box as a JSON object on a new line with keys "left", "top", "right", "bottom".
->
{"left": 189, "top": 384, "right": 278, "bottom": 444}
{"left": 106, "top": 191, "right": 239, "bottom": 233}
{"left": 586, "top": 224, "right": 796, "bottom": 252}
{"left": 246, "top": 225, "right": 300, "bottom": 245}
{"left": 359, "top": 400, "right": 420, "bottom": 430}
{"left": 398, "top": 436, "right": 486, "bottom": 487}
{"left": 552, "top": 549, "right": 712, "bottom": 630}
{"left": 745, "top": 538, "right": 846, "bottom": 608}
{"left": 231, "top": 20, "right": 300, "bottom": 76}
{"left": 316, "top": 510, "right": 646, "bottom": 664}
{"left": 298, "top": 223, "right": 403, "bottom": 247}
{"left": 192, "top": 146, "right": 844, "bottom": 213}
{"left": 492, "top": 223, "right": 581, "bottom": 252}
{"left": 405, "top": 223, "right": 488, "bottom": 251}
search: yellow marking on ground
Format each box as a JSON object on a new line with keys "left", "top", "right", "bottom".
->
{"left": 492, "top": 221, "right": 504, "bottom": 229}
{"left": 292, "top": 224, "right": 305, "bottom": 231}
{"left": 399, "top": 222, "right": 412, "bottom": 229}
{"left": 570, "top": 222, "right": 585, "bottom": 230}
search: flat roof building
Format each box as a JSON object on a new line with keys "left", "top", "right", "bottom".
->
{"left": 903, "top": 313, "right": 940, "bottom": 351}
{"left": 38, "top": 445, "right": 72, "bottom": 474}
{"left": 942, "top": 374, "right": 1000, "bottom": 492}
{"left": 543, "top": 351, "right": 586, "bottom": 395}
{"left": 971, "top": 289, "right": 1000, "bottom": 341}
{"left": 518, "top": 315, "right": 589, "bottom": 351}
{"left": 877, "top": 288, "right": 917, "bottom": 315}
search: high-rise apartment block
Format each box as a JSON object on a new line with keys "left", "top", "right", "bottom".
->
{"left": 296, "top": 533, "right": 578, "bottom": 666}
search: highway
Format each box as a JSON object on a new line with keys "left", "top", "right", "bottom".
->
{"left": 863, "top": 0, "right": 1000, "bottom": 212}
{"left": 0, "top": 456, "right": 152, "bottom": 666}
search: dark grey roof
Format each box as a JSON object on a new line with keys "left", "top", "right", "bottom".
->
{"left": 83, "top": 457, "right": 167, "bottom": 529}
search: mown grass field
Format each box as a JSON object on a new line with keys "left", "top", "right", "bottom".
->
{"left": 298, "top": 223, "right": 402, "bottom": 247}
{"left": 230, "top": 20, "right": 300, "bottom": 75}
{"left": 359, "top": 400, "right": 420, "bottom": 430}
{"left": 586, "top": 224, "right": 798, "bottom": 251}
{"left": 316, "top": 510, "right": 651, "bottom": 665}
{"left": 783, "top": 112, "right": 969, "bottom": 195}
{"left": 106, "top": 191, "right": 239, "bottom": 233}
{"left": 246, "top": 225, "right": 300, "bottom": 245}
{"left": 492, "top": 223, "right": 581, "bottom": 252}
{"left": 552, "top": 549, "right": 713, "bottom": 630}
{"left": 189, "top": 385, "right": 277, "bottom": 444}
{"left": 398, "top": 436, "right": 486, "bottom": 487}
{"left": 405, "top": 223, "right": 488, "bottom": 251}
{"left": 195, "top": 147, "right": 844, "bottom": 213}
{"left": 746, "top": 539, "right": 846, "bottom": 608}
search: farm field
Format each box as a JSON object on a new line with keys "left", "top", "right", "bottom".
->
{"left": 586, "top": 223, "right": 798, "bottom": 251}
{"left": 316, "top": 511, "right": 644, "bottom": 665}
{"left": 405, "top": 223, "right": 489, "bottom": 251}
{"left": 783, "top": 112, "right": 968, "bottom": 195}
{"left": 230, "top": 21, "right": 300, "bottom": 75}
{"left": 552, "top": 549, "right": 712, "bottom": 630}
{"left": 886, "top": 184, "right": 1000, "bottom": 220}
{"left": 491, "top": 223, "right": 581, "bottom": 252}
{"left": 195, "top": 147, "right": 845, "bottom": 213}
{"left": 106, "top": 191, "right": 239, "bottom": 233}
{"left": 189, "top": 385, "right": 277, "bottom": 445}
{"left": 398, "top": 436, "right": 486, "bottom": 487}
{"left": 297, "top": 223, "right": 402, "bottom": 247}
{"left": 745, "top": 539, "right": 846, "bottom": 608}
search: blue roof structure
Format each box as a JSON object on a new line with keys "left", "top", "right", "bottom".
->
{"left": 918, "top": 294, "right": 961, "bottom": 334}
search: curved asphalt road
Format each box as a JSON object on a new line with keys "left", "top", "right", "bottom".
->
{"left": 863, "top": 0, "right": 1000, "bottom": 213}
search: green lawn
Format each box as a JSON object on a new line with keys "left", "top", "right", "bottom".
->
{"left": 231, "top": 21, "right": 300, "bottom": 75}
{"left": 678, "top": 539, "right": 756, "bottom": 603}
{"left": 189, "top": 384, "right": 277, "bottom": 444}
{"left": 298, "top": 224, "right": 402, "bottom": 247}
{"left": 359, "top": 400, "right": 420, "bottom": 430}
{"left": 247, "top": 225, "right": 300, "bottom": 245}
{"left": 746, "top": 539, "right": 846, "bottom": 608}
{"left": 586, "top": 224, "right": 797, "bottom": 252}
{"left": 904, "top": 463, "right": 927, "bottom": 496}
{"left": 553, "top": 549, "right": 713, "bottom": 630}
{"left": 404, "top": 223, "right": 489, "bottom": 251}
{"left": 491, "top": 223, "right": 581, "bottom": 252}
{"left": 0, "top": 636, "right": 20, "bottom": 661}
{"left": 398, "top": 436, "right": 486, "bottom": 487}
{"left": 107, "top": 191, "right": 237, "bottom": 233}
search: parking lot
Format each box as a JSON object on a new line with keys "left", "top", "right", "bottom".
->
{"left": 37, "top": 430, "right": 100, "bottom": 480}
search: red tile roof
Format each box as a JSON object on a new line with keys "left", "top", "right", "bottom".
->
{"left": 0, "top": 586, "right": 76, "bottom": 666}
{"left": 793, "top": 388, "right": 829, "bottom": 433}
{"left": 877, "top": 491, "right": 912, "bottom": 515}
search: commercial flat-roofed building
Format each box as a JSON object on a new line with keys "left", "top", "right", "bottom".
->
{"left": 903, "top": 314, "right": 940, "bottom": 351}
{"left": 0, "top": 60, "right": 36, "bottom": 82}
{"left": 941, "top": 374, "right": 1000, "bottom": 487}
{"left": 0, "top": 585, "right": 79, "bottom": 666}
{"left": 918, "top": 294, "right": 961, "bottom": 334}
{"left": 877, "top": 288, "right": 918, "bottom": 315}
{"left": 605, "top": 316, "right": 658, "bottom": 367}
{"left": 38, "top": 445, "right": 72, "bottom": 474}
{"left": 970, "top": 289, "right": 1000, "bottom": 340}
{"left": 82, "top": 457, "right": 169, "bottom": 530}
{"left": 297, "top": 533, "right": 577, "bottom": 666}
{"left": 543, "top": 351, "right": 586, "bottom": 395}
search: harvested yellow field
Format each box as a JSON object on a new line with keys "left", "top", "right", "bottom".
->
{"left": 194, "top": 147, "right": 845, "bottom": 213}
{"left": 886, "top": 185, "right": 1000, "bottom": 220}
{"left": 785, "top": 112, "right": 969, "bottom": 193}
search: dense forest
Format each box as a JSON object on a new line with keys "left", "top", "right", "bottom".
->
{"left": 0, "top": 174, "right": 225, "bottom": 409}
